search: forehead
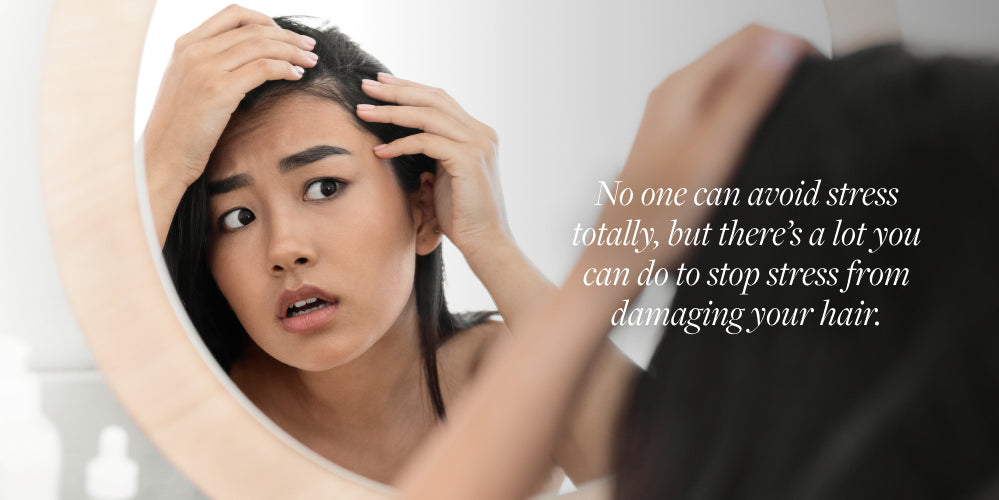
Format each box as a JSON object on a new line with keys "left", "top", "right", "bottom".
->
{"left": 208, "top": 94, "right": 375, "bottom": 179}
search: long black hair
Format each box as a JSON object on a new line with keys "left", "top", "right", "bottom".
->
{"left": 162, "top": 17, "right": 490, "bottom": 419}
{"left": 616, "top": 45, "right": 999, "bottom": 499}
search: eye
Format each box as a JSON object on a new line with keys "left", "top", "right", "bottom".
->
{"left": 304, "top": 178, "right": 342, "bottom": 201}
{"left": 218, "top": 207, "right": 255, "bottom": 231}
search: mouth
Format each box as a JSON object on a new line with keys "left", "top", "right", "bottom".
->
{"left": 277, "top": 284, "right": 340, "bottom": 323}
{"left": 280, "top": 299, "right": 339, "bottom": 334}
{"left": 286, "top": 297, "right": 334, "bottom": 318}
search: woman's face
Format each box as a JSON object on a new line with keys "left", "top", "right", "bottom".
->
{"left": 206, "top": 93, "right": 432, "bottom": 372}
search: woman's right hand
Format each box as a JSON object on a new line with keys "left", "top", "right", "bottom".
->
{"left": 592, "top": 24, "right": 816, "bottom": 271}
{"left": 144, "top": 4, "right": 318, "bottom": 246}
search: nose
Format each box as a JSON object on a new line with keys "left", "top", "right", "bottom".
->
{"left": 266, "top": 214, "right": 318, "bottom": 274}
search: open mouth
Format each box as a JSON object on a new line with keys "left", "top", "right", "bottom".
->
{"left": 286, "top": 297, "right": 334, "bottom": 318}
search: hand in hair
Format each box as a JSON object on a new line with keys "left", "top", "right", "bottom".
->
{"left": 358, "top": 74, "right": 548, "bottom": 332}
{"left": 144, "top": 4, "right": 319, "bottom": 248}
{"left": 356, "top": 75, "right": 508, "bottom": 266}
{"left": 595, "top": 24, "right": 818, "bottom": 275}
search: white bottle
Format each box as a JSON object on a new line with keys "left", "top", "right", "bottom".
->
{"left": 85, "top": 425, "right": 138, "bottom": 500}
{"left": 0, "top": 335, "right": 62, "bottom": 500}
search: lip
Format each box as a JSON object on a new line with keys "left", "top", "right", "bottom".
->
{"left": 276, "top": 284, "right": 340, "bottom": 334}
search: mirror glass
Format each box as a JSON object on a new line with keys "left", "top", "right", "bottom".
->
{"left": 133, "top": 0, "right": 831, "bottom": 493}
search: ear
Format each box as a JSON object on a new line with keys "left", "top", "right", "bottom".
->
{"left": 411, "top": 171, "right": 442, "bottom": 256}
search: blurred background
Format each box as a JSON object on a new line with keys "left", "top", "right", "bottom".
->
{"left": 2, "top": 0, "right": 997, "bottom": 498}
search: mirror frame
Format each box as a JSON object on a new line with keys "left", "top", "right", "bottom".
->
{"left": 37, "top": 0, "right": 614, "bottom": 498}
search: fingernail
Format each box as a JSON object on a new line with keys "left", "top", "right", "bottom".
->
{"left": 373, "top": 144, "right": 387, "bottom": 151}
{"left": 292, "top": 66, "right": 305, "bottom": 77}
{"left": 301, "top": 35, "right": 316, "bottom": 47}
{"left": 305, "top": 51, "right": 318, "bottom": 63}
{"left": 377, "top": 72, "right": 396, "bottom": 81}
{"left": 357, "top": 104, "right": 376, "bottom": 111}
{"left": 362, "top": 78, "right": 381, "bottom": 86}
{"left": 760, "top": 35, "right": 797, "bottom": 69}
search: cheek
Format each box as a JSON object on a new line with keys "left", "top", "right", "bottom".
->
{"left": 342, "top": 202, "right": 419, "bottom": 308}
{"left": 322, "top": 184, "right": 420, "bottom": 331}
{"left": 207, "top": 239, "right": 263, "bottom": 319}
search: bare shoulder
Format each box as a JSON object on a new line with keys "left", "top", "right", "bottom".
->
{"left": 437, "top": 318, "right": 509, "bottom": 400}
{"left": 439, "top": 318, "right": 508, "bottom": 375}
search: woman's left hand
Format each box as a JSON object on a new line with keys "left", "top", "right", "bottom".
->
{"left": 357, "top": 74, "right": 509, "bottom": 259}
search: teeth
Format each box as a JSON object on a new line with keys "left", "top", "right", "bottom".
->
{"left": 292, "top": 297, "right": 319, "bottom": 308}
{"left": 287, "top": 300, "right": 331, "bottom": 318}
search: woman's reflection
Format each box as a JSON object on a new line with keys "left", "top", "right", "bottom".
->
{"left": 144, "top": 5, "right": 636, "bottom": 487}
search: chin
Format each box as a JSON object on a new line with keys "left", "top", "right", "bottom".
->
{"left": 273, "top": 336, "right": 375, "bottom": 373}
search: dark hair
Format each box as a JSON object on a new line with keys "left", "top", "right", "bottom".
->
{"left": 162, "top": 17, "right": 489, "bottom": 419}
{"left": 615, "top": 46, "right": 999, "bottom": 499}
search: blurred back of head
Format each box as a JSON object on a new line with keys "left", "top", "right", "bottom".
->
{"left": 616, "top": 45, "right": 999, "bottom": 500}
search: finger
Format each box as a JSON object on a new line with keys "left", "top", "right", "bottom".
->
{"left": 361, "top": 79, "right": 471, "bottom": 126}
{"left": 221, "top": 58, "right": 305, "bottom": 97}
{"left": 682, "top": 24, "right": 780, "bottom": 89}
{"left": 367, "top": 76, "right": 496, "bottom": 143}
{"left": 373, "top": 133, "right": 465, "bottom": 169}
{"left": 653, "top": 26, "right": 813, "bottom": 137}
{"left": 217, "top": 37, "right": 318, "bottom": 72}
{"left": 376, "top": 72, "right": 434, "bottom": 89}
{"left": 670, "top": 25, "right": 810, "bottom": 117}
{"left": 207, "top": 23, "right": 316, "bottom": 53}
{"left": 185, "top": 4, "right": 277, "bottom": 41}
{"left": 686, "top": 33, "right": 810, "bottom": 186}
{"left": 703, "top": 32, "right": 811, "bottom": 141}
{"left": 356, "top": 104, "right": 472, "bottom": 142}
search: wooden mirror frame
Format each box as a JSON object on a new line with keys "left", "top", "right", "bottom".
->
{"left": 37, "top": 0, "right": 613, "bottom": 498}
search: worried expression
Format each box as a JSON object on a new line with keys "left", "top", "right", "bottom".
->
{"left": 206, "top": 94, "right": 439, "bottom": 372}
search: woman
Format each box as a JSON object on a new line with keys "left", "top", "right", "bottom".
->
{"left": 145, "top": 5, "right": 633, "bottom": 486}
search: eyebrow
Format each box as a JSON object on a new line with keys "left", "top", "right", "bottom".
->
{"left": 208, "top": 173, "right": 252, "bottom": 196}
{"left": 279, "top": 145, "right": 351, "bottom": 172}
{"left": 208, "top": 145, "right": 351, "bottom": 196}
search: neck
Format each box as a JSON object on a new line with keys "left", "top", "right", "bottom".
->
{"left": 232, "top": 294, "right": 436, "bottom": 439}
